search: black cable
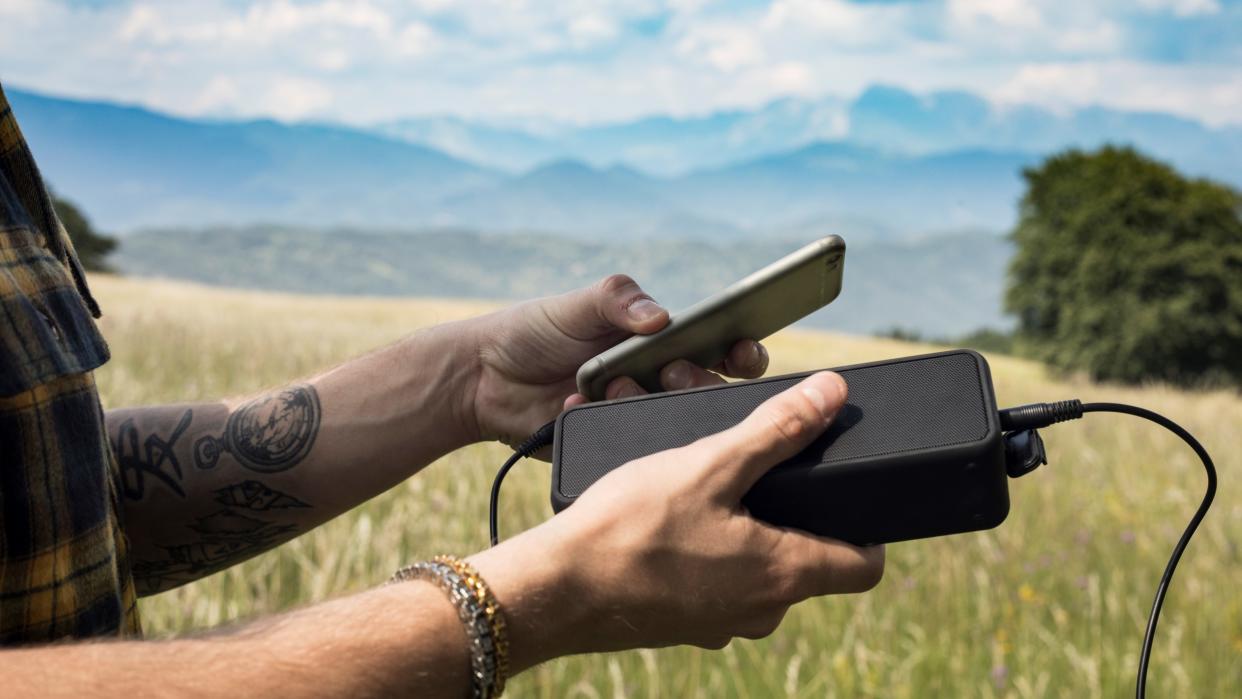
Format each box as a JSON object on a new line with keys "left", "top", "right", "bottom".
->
{"left": 1079, "top": 403, "right": 1217, "bottom": 699}
{"left": 489, "top": 421, "right": 556, "bottom": 547}
{"left": 999, "top": 400, "right": 1217, "bottom": 699}
{"left": 497, "top": 402, "right": 1214, "bottom": 695}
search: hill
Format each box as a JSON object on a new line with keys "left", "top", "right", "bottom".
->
{"left": 88, "top": 274, "right": 1240, "bottom": 697}
{"left": 6, "top": 87, "right": 497, "bottom": 232}
{"left": 111, "top": 226, "right": 1013, "bottom": 337}
{"left": 9, "top": 86, "right": 1238, "bottom": 239}
{"left": 378, "top": 85, "right": 1242, "bottom": 183}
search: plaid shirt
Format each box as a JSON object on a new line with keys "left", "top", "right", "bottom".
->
{"left": 0, "top": 83, "right": 140, "bottom": 643}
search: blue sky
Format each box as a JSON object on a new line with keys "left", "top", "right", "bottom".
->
{"left": 0, "top": 0, "right": 1238, "bottom": 127}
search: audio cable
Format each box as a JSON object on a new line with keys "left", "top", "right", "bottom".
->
{"left": 489, "top": 401, "right": 1217, "bottom": 699}
{"left": 489, "top": 420, "right": 555, "bottom": 547}
{"left": 998, "top": 400, "right": 1217, "bottom": 699}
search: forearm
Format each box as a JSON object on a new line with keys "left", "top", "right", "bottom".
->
{"left": 108, "top": 321, "right": 486, "bottom": 593}
{"left": 0, "top": 528, "right": 584, "bottom": 698}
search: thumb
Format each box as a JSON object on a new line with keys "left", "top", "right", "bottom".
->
{"left": 547, "top": 274, "right": 669, "bottom": 340}
{"left": 701, "top": 371, "right": 848, "bottom": 501}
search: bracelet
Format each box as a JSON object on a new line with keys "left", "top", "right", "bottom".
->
{"left": 434, "top": 556, "right": 510, "bottom": 697}
{"left": 389, "top": 556, "right": 509, "bottom": 698}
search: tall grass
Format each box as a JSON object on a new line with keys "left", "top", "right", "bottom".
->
{"left": 90, "top": 275, "right": 1240, "bottom": 697}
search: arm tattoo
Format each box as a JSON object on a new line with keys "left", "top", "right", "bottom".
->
{"left": 114, "top": 409, "right": 193, "bottom": 500}
{"left": 132, "top": 510, "right": 299, "bottom": 595}
{"left": 133, "top": 483, "right": 310, "bottom": 595}
{"left": 214, "top": 480, "right": 310, "bottom": 510}
{"left": 194, "top": 384, "right": 321, "bottom": 473}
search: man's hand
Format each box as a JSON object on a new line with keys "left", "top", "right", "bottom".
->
{"left": 469, "top": 371, "right": 884, "bottom": 667}
{"left": 467, "top": 274, "right": 770, "bottom": 447}
{"left": 36, "top": 372, "right": 878, "bottom": 699}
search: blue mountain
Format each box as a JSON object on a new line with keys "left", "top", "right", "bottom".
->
{"left": 377, "top": 84, "right": 1242, "bottom": 187}
{"left": 379, "top": 97, "right": 850, "bottom": 175}
{"left": 846, "top": 85, "right": 1240, "bottom": 187}
{"left": 7, "top": 87, "right": 498, "bottom": 231}
{"left": 5, "top": 84, "right": 1236, "bottom": 240}
{"left": 672, "top": 142, "right": 1036, "bottom": 234}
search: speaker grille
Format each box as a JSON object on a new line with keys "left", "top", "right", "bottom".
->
{"left": 556, "top": 351, "right": 993, "bottom": 499}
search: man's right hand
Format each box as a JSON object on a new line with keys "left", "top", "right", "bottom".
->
{"left": 469, "top": 371, "right": 885, "bottom": 668}
{"left": 4, "top": 371, "right": 883, "bottom": 699}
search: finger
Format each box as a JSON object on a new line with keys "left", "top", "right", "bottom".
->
{"left": 699, "top": 371, "right": 848, "bottom": 498}
{"left": 547, "top": 274, "right": 669, "bottom": 340}
{"left": 717, "top": 340, "right": 769, "bottom": 379}
{"left": 604, "top": 376, "right": 646, "bottom": 400}
{"left": 562, "top": 393, "right": 589, "bottom": 410}
{"left": 659, "top": 360, "right": 727, "bottom": 392}
{"left": 774, "top": 530, "right": 885, "bottom": 599}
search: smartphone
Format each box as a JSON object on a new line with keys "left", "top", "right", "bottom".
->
{"left": 576, "top": 235, "right": 846, "bottom": 401}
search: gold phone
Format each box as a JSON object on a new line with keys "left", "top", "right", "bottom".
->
{"left": 576, "top": 235, "right": 846, "bottom": 401}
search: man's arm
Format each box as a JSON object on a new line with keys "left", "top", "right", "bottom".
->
{"left": 111, "top": 275, "right": 770, "bottom": 595}
{"left": 107, "top": 321, "right": 483, "bottom": 594}
{"left": 11, "top": 372, "right": 882, "bottom": 698}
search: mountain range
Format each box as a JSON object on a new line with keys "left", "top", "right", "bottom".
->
{"left": 7, "top": 85, "right": 1238, "bottom": 240}
{"left": 378, "top": 86, "right": 1242, "bottom": 184}
{"left": 113, "top": 226, "right": 1014, "bottom": 337}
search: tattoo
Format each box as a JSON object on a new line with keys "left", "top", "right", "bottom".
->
{"left": 213, "top": 480, "right": 310, "bottom": 510}
{"left": 114, "top": 409, "right": 193, "bottom": 500}
{"left": 132, "top": 508, "right": 300, "bottom": 595}
{"left": 194, "top": 384, "right": 321, "bottom": 473}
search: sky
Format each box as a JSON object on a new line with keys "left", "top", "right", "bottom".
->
{"left": 0, "top": 0, "right": 1239, "bottom": 128}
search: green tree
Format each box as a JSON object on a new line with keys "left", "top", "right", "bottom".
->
{"left": 52, "top": 194, "right": 116, "bottom": 272}
{"left": 1005, "top": 146, "right": 1242, "bottom": 386}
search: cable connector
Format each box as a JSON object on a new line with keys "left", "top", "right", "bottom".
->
{"left": 999, "top": 399, "right": 1083, "bottom": 432}
{"left": 515, "top": 420, "right": 556, "bottom": 457}
{"left": 490, "top": 420, "right": 557, "bottom": 547}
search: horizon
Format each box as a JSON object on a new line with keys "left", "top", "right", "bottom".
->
{"left": 7, "top": 79, "right": 1238, "bottom": 139}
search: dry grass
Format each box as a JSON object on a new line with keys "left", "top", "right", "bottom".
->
{"left": 89, "top": 274, "right": 1241, "bottom": 698}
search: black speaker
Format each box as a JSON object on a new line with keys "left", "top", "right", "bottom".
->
{"left": 551, "top": 349, "right": 1008, "bottom": 545}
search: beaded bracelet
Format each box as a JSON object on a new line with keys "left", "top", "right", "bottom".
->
{"left": 389, "top": 556, "right": 509, "bottom": 698}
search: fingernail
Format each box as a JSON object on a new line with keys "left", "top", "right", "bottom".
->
{"left": 627, "top": 298, "right": 664, "bottom": 323}
{"left": 804, "top": 373, "right": 846, "bottom": 419}
{"left": 802, "top": 386, "right": 831, "bottom": 418}
{"left": 825, "top": 372, "right": 847, "bottom": 402}
{"left": 665, "top": 361, "right": 691, "bottom": 389}
{"left": 750, "top": 342, "right": 766, "bottom": 369}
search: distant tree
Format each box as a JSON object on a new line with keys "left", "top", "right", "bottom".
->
{"left": 955, "top": 327, "right": 1015, "bottom": 356}
{"left": 1005, "top": 146, "right": 1242, "bottom": 386}
{"left": 51, "top": 194, "right": 116, "bottom": 272}
{"left": 876, "top": 326, "right": 924, "bottom": 343}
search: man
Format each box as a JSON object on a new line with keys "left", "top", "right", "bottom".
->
{"left": 0, "top": 83, "right": 883, "bottom": 697}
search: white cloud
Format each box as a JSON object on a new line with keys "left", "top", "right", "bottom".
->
{"left": 0, "top": 0, "right": 1236, "bottom": 129}
{"left": 1138, "top": 0, "right": 1221, "bottom": 18}
{"left": 1052, "top": 22, "right": 1122, "bottom": 54}
{"left": 762, "top": 0, "right": 911, "bottom": 48}
{"left": 948, "top": 0, "right": 1042, "bottom": 30}
{"left": 263, "top": 77, "right": 334, "bottom": 120}
{"left": 190, "top": 75, "right": 241, "bottom": 114}
{"left": 568, "top": 15, "right": 619, "bottom": 47}
{"left": 993, "top": 60, "right": 1242, "bottom": 127}
{"left": 118, "top": 1, "right": 395, "bottom": 45}
{"left": 676, "top": 24, "right": 764, "bottom": 72}
{"left": 395, "top": 21, "right": 438, "bottom": 58}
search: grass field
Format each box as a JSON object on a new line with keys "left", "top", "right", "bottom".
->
{"left": 90, "top": 274, "right": 1240, "bottom": 698}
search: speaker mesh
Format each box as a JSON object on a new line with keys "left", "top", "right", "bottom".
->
{"left": 556, "top": 351, "right": 992, "bottom": 499}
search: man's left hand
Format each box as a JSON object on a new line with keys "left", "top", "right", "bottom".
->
{"left": 465, "top": 274, "right": 769, "bottom": 449}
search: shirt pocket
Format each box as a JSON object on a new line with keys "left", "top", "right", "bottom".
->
{"left": 0, "top": 224, "right": 109, "bottom": 397}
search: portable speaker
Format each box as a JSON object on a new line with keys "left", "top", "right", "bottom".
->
{"left": 551, "top": 349, "right": 1008, "bottom": 545}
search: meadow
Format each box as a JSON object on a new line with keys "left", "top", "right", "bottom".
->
{"left": 90, "top": 274, "right": 1240, "bottom": 698}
